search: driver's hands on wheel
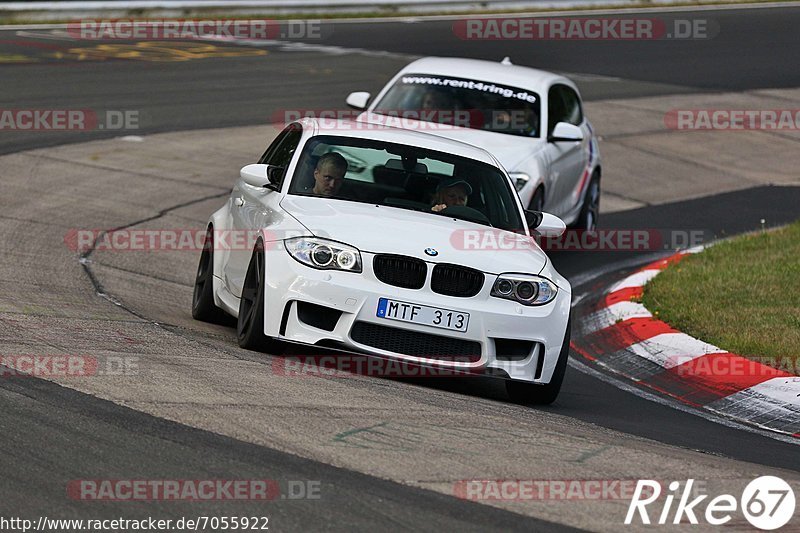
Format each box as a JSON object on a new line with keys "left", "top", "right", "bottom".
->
{"left": 430, "top": 178, "right": 472, "bottom": 213}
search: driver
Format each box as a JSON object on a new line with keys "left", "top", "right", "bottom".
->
{"left": 420, "top": 88, "right": 452, "bottom": 111}
{"left": 307, "top": 152, "right": 348, "bottom": 197}
{"left": 431, "top": 178, "right": 472, "bottom": 212}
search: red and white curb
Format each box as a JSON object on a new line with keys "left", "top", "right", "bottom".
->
{"left": 572, "top": 248, "right": 800, "bottom": 438}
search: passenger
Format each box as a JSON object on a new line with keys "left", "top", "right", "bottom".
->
{"left": 431, "top": 178, "right": 472, "bottom": 212}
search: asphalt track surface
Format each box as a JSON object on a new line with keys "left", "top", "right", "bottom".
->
{"left": 1, "top": 4, "right": 800, "bottom": 530}
{"left": 0, "top": 373, "right": 571, "bottom": 531}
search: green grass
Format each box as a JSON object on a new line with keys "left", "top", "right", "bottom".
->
{"left": 642, "top": 221, "right": 800, "bottom": 371}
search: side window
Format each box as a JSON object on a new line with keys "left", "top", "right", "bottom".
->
{"left": 258, "top": 127, "right": 290, "bottom": 164}
{"left": 547, "top": 86, "right": 566, "bottom": 134}
{"left": 258, "top": 125, "right": 303, "bottom": 186}
{"left": 547, "top": 85, "right": 583, "bottom": 132}
{"left": 560, "top": 86, "right": 583, "bottom": 126}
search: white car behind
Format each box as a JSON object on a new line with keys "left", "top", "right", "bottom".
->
{"left": 347, "top": 56, "right": 602, "bottom": 229}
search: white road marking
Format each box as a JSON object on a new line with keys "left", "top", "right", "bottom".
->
{"left": 628, "top": 332, "right": 725, "bottom": 368}
{"left": 567, "top": 251, "right": 670, "bottom": 290}
{"left": 608, "top": 268, "right": 661, "bottom": 292}
{"left": 582, "top": 300, "right": 651, "bottom": 334}
{"left": 14, "top": 29, "right": 77, "bottom": 40}
{"left": 734, "top": 376, "right": 800, "bottom": 404}
{"left": 567, "top": 356, "right": 800, "bottom": 444}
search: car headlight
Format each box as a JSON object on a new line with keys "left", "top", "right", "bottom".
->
{"left": 284, "top": 237, "right": 362, "bottom": 272}
{"left": 491, "top": 274, "right": 557, "bottom": 306}
{"left": 509, "top": 172, "right": 531, "bottom": 192}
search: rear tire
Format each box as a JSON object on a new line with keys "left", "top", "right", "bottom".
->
{"left": 237, "top": 241, "right": 285, "bottom": 354}
{"left": 191, "top": 227, "right": 229, "bottom": 324}
{"left": 505, "top": 318, "right": 571, "bottom": 405}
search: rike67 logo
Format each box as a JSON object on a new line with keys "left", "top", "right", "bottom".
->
{"left": 626, "top": 477, "right": 795, "bottom": 530}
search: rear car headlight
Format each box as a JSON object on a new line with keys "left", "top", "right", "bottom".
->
{"left": 284, "top": 237, "right": 362, "bottom": 272}
{"left": 491, "top": 274, "right": 557, "bottom": 306}
{"left": 509, "top": 172, "right": 531, "bottom": 192}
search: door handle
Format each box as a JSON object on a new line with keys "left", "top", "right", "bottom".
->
{"left": 234, "top": 197, "right": 245, "bottom": 207}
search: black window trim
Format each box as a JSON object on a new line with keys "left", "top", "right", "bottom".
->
{"left": 258, "top": 123, "right": 303, "bottom": 189}
{"left": 548, "top": 84, "right": 584, "bottom": 134}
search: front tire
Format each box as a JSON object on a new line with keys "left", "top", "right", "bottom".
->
{"left": 192, "top": 227, "right": 228, "bottom": 324}
{"left": 572, "top": 172, "right": 600, "bottom": 231}
{"left": 505, "top": 318, "right": 571, "bottom": 405}
{"left": 237, "top": 241, "right": 285, "bottom": 354}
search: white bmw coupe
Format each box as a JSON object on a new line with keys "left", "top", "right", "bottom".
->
{"left": 347, "top": 56, "right": 601, "bottom": 230}
{"left": 192, "top": 118, "right": 572, "bottom": 404}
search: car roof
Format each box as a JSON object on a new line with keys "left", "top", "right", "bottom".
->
{"left": 396, "top": 56, "right": 573, "bottom": 94}
{"left": 300, "top": 118, "right": 502, "bottom": 167}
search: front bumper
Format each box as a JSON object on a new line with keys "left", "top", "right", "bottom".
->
{"left": 261, "top": 249, "right": 571, "bottom": 383}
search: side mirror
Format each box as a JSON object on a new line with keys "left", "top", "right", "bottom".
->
{"left": 525, "top": 210, "right": 566, "bottom": 237}
{"left": 346, "top": 91, "right": 371, "bottom": 110}
{"left": 240, "top": 164, "right": 281, "bottom": 190}
{"left": 548, "top": 122, "right": 584, "bottom": 143}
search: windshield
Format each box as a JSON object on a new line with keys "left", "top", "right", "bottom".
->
{"left": 288, "top": 135, "right": 525, "bottom": 231}
{"left": 372, "top": 73, "right": 541, "bottom": 137}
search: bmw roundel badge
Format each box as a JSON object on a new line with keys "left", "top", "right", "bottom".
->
{"left": 424, "top": 248, "right": 438, "bottom": 256}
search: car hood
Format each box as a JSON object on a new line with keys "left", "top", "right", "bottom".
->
{"left": 280, "top": 196, "right": 547, "bottom": 275}
{"left": 356, "top": 112, "right": 544, "bottom": 171}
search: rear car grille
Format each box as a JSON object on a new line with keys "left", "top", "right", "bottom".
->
{"left": 431, "top": 264, "right": 484, "bottom": 297}
{"left": 350, "top": 321, "right": 481, "bottom": 362}
{"left": 372, "top": 254, "right": 427, "bottom": 289}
